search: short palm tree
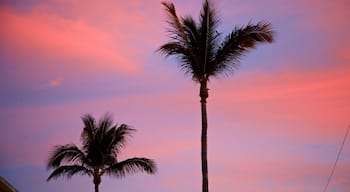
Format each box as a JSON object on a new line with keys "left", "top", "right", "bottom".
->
{"left": 47, "top": 114, "right": 157, "bottom": 192}
{"left": 157, "top": 1, "right": 275, "bottom": 192}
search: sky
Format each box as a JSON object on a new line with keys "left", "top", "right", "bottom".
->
{"left": 0, "top": 0, "right": 350, "bottom": 191}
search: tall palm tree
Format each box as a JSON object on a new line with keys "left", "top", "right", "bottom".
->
{"left": 47, "top": 114, "right": 157, "bottom": 192}
{"left": 157, "top": 1, "right": 275, "bottom": 192}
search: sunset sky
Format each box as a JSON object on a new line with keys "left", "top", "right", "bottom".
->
{"left": 1, "top": 0, "right": 350, "bottom": 191}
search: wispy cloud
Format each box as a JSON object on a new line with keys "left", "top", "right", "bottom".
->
{"left": 47, "top": 79, "right": 61, "bottom": 88}
{"left": 0, "top": 6, "right": 140, "bottom": 78}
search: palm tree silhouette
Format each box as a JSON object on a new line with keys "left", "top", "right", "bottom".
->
{"left": 47, "top": 114, "right": 157, "bottom": 192}
{"left": 157, "top": 1, "right": 275, "bottom": 192}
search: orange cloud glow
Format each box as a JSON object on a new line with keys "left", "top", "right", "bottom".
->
{"left": 0, "top": 7, "right": 139, "bottom": 74}
{"left": 210, "top": 65, "right": 350, "bottom": 141}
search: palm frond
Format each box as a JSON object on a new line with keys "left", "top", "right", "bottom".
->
{"left": 182, "top": 16, "right": 202, "bottom": 77}
{"left": 161, "top": 1, "right": 188, "bottom": 44}
{"left": 97, "top": 113, "right": 113, "bottom": 138}
{"left": 95, "top": 113, "right": 114, "bottom": 149}
{"left": 158, "top": 1, "right": 198, "bottom": 77}
{"left": 236, "top": 21, "right": 274, "bottom": 47}
{"left": 47, "top": 165, "right": 92, "bottom": 181}
{"left": 198, "top": 0, "right": 220, "bottom": 75}
{"left": 158, "top": 42, "right": 186, "bottom": 56}
{"left": 105, "top": 158, "right": 157, "bottom": 178}
{"left": 199, "top": 0, "right": 220, "bottom": 31}
{"left": 211, "top": 22, "right": 275, "bottom": 77}
{"left": 183, "top": 16, "right": 199, "bottom": 47}
{"left": 81, "top": 114, "right": 96, "bottom": 147}
{"left": 158, "top": 41, "right": 200, "bottom": 79}
{"left": 82, "top": 114, "right": 135, "bottom": 166}
{"left": 91, "top": 114, "right": 135, "bottom": 156}
{"left": 47, "top": 144, "right": 87, "bottom": 169}
{"left": 111, "top": 124, "right": 135, "bottom": 155}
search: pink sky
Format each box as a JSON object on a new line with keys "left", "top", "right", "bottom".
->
{"left": 0, "top": 0, "right": 349, "bottom": 191}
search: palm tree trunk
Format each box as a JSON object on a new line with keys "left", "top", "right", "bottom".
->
{"left": 94, "top": 183, "right": 99, "bottom": 192}
{"left": 200, "top": 81, "right": 209, "bottom": 192}
{"left": 93, "top": 174, "right": 101, "bottom": 192}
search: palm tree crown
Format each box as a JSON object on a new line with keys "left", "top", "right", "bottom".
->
{"left": 158, "top": 0, "right": 274, "bottom": 83}
{"left": 47, "top": 114, "right": 157, "bottom": 192}
{"left": 158, "top": 1, "right": 274, "bottom": 192}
